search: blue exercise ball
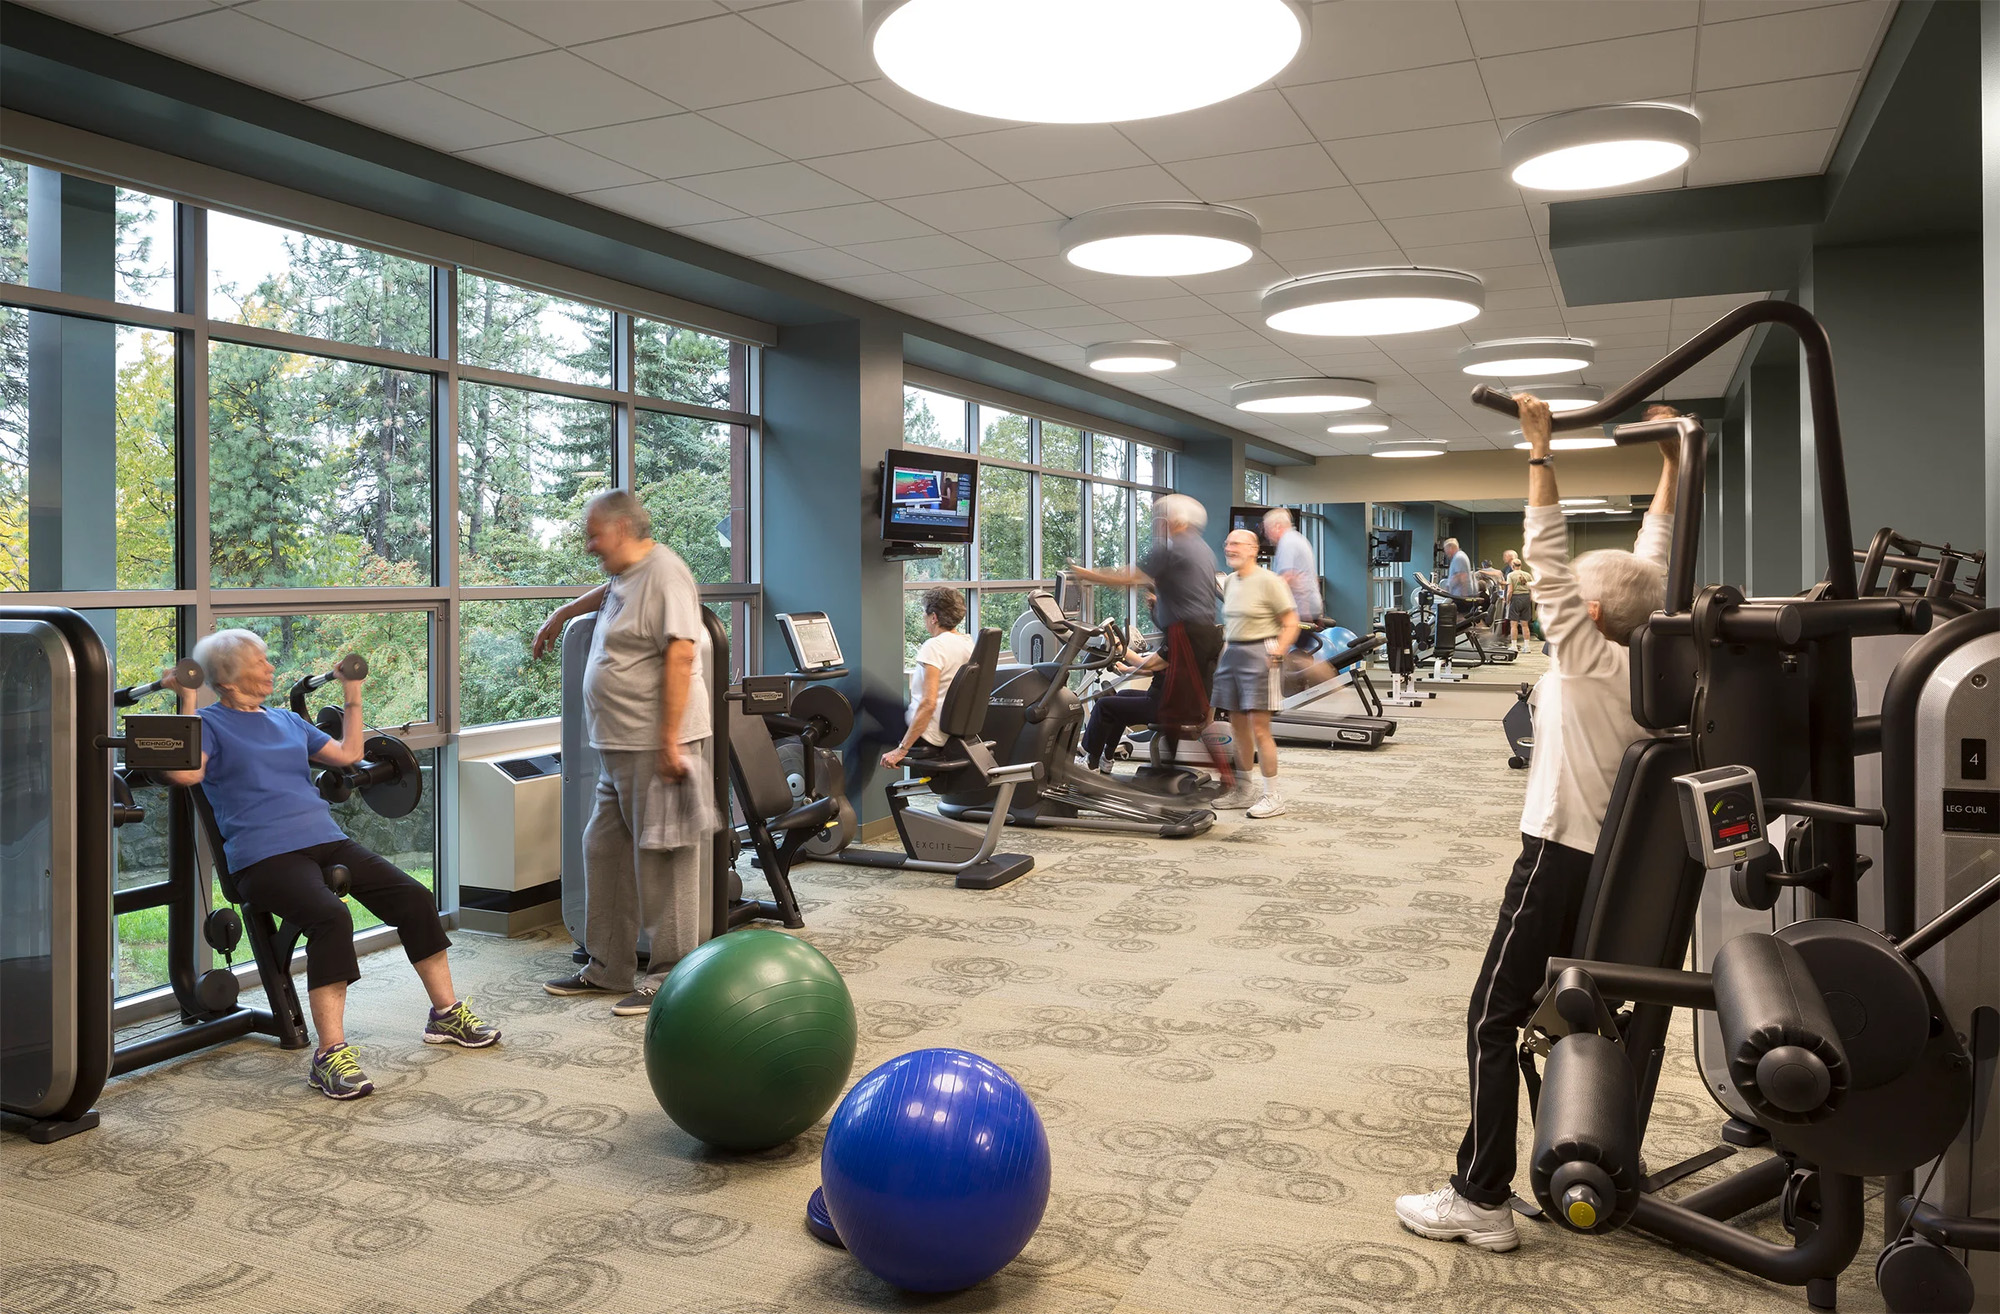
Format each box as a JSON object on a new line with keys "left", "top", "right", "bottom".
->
{"left": 1322, "top": 625, "right": 1358, "bottom": 653}
{"left": 819, "top": 1048, "right": 1051, "bottom": 1292}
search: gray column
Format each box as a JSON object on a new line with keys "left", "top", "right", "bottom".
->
{"left": 25, "top": 168, "right": 117, "bottom": 595}
{"left": 1808, "top": 238, "right": 1985, "bottom": 578}
{"left": 758, "top": 317, "right": 905, "bottom": 823}
{"left": 1746, "top": 348, "right": 1803, "bottom": 595}
{"left": 1172, "top": 435, "right": 1244, "bottom": 557}
{"left": 1719, "top": 395, "right": 1748, "bottom": 587}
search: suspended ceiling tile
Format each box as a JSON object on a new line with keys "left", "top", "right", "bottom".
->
{"left": 1274, "top": 248, "right": 1410, "bottom": 279}
{"left": 928, "top": 312, "right": 1039, "bottom": 336}
{"left": 1173, "top": 256, "right": 1296, "bottom": 295}
{"left": 739, "top": 0, "right": 876, "bottom": 82}
{"left": 1478, "top": 28, "right": 1697, "bottom": 120}
{"left": 1693, "top": 72, "right": 1859, "bottom": 142}
{"left": 1457, "top": 0, "right": 1697, "bottom": 58}
{"left": 1383, "top": 206, "right": 1533, "bottom": 248}
{"left": 1402, "top": 235, "right": 1546, "bottom": 269}
{"left": 1008, "top": 305, "right": 1127, "bottom": 330}
{"left": 1484, "top": 286, "right": 1560, "bottom": 312}
{"left": 561, "top": 114, "right": 782, "bottom": 178}
{"left": 1696, "top": 1, "right": 1893, "bottom": 91}
{"left": 673, "top": 161, "right": 868, "bottom": 213}
{"left": 1699, "top": 0, "right": 1851, "bottom": 20}
{"left": 756, "top": 245, "right": 887, "bottom": 281}
{"left": 1324, "top": 120, "right": 1505, "bottom": 185}
{"left": 661, "top": 214, "right": 819, "bottom": 255}
{"left": 909, "top": 262, "right": 1047, "bottom": 295}
{"left": 472, "top": 0, "right": 724, "bottom": 44}
{"left": 768, "top": 200, "right": 934, "bottom": 246}
{"left": 1280, "top": 0, "right": 1475, "bottom": 85}
{"left": 963, "top": 284, "right": 1085, "bottom": 313}
{"left": 457, "top": 135, "right": 651, "bottom": 192}
{"left": 705, "top": 85, "right": 928, "bottom": 160}
{"left": 955, "top": 221, "right": 1067, "bottom": 261}
{"left": 1260, "top": 219, "right": 1399, "bottom": 261}
{"left": 1018, "top": 166, "right": 1199, "bottom": 216}
{"left": 1158, "top": 144, "right": 1345, "bottom": 203}
{"left": 820, "top": 270, "right": 941, "bottom": 300}
{"left": 1359, "top": 169, "right": 1521, "bottom": 219}
{"left": 1684, "top": 130, "right": 1837, "bottom": 187}
{"left": 130, "top": 7, "right": 399, "bottom": 100}
{"left": 575, "top": 178, "right": 744, "bottom": 227}
{"left": 1286, "top": 62, "right": 1494, "bottom": 140}
{"left": 310, "top": 80, "right": 537, "bottom": 152}
{"left": 851, "top": 76, "right": 1014, "bottom": 139}
{"left": 245, "top": 0, "right": 548, "bottom": 78}
{"left": 951, "top": 124, "right": 1155, "bottom": 182}
{"left": 19, "top": 0, "right": 220, "bottom": 35}
{"left": 844, "top": 233, "right": 991, "bottom": 271}
{"left": 882, "top": 293, "right": 989, "bottom": 320}
{"left": 885, "top": 185, "right": 1065, "bottom": 234}
{"left": 574, "top": 13, "right": 839, "bottom": 109}
{"left": 424, "top": 50, "right": 682, "bottom": 134}
{"left": 808, "top": 140, "right": 1005, "bottom": 200}
{"left": 1233, "top": 186, "right": 1373, "bottom": 233}
{"left": 1115, "top": 90, "right": 1317, "bottom": 164}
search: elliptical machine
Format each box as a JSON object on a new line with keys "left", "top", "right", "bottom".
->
{"left": 937, "top": 579, "right": 1214, "bottom": 838}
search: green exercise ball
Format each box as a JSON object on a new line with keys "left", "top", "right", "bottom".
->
{"left": 643, "top": 928, "right": 857, "bottom": 1151}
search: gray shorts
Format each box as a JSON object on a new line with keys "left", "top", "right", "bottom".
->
{"left": 1506, "top": 594, "right": 1533, "bottom": 622}
{"left": 1212, "top": 641, "right": 1276, "bottom": 712}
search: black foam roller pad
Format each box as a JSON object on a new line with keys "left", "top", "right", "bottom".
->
{"left": 1712, "top": 933, "right": 1848, "bottom": 1125}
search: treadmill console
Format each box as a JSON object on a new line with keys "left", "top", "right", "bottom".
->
{"left": 1055, "top": 570, "right": 1083, "bottom": 618}
{"left": 1673, "top": 765, "right": 1773, "bottom": 870}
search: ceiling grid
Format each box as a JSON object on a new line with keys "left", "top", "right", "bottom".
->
{"left": 22, "top": 0, "right": 1895, "bottom": 456}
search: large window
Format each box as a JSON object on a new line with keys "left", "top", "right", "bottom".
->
{"left": 900, "top": 384, "right": 1174, "bottom": 663}
{"left": 2, "top": 156, "right": 759, "bottom": 1010}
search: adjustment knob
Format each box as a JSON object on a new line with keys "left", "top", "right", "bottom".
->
{"left": 1756, "top": 1045, "right": 1832, "bottom": 1114}
{"left": 1561, "top": 1183, "right": 1605, "bottom": 1231}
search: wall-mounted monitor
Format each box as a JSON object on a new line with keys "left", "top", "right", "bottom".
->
{"left": 880, "top": 448, "right": 978, "bottom": 544}
{"left": 1228, "top": 504, "right": 1275, "bottom": 558}
{"left": 1370, "top": 528, "right": 1413, "bottom": 566}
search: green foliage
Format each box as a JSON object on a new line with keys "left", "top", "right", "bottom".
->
{"left": 978, "top": 466, "right": 1029, "bottom": 580}
{"left": 980, "top": 408, "right": 1031, "bottom": 462}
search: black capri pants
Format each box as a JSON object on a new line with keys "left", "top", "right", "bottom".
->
{"left": 232, "top": 838, "right": 451, "bottom": 990}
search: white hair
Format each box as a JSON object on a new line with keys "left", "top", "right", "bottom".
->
{"left": 1576, "top": 549, "right": 1666, "bottom": 645}
{"left": 193, "top": 628, "right": 267, "bottom": 690}
{"left": 1262, "top": 507, "right": 1294, "bottom": 533}
{"left": 1443, "top": 537, "right": 1460, "bottom": 553}
{"left": 1152, "top": 493, "right": 1207, "bottom": 532}
{"left": 586, "top": 488, "right": 652, "bottom": 540}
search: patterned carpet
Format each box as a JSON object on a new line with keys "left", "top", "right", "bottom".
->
{"left": 2, "top": 713, "right": 1892, "bottom": 1314}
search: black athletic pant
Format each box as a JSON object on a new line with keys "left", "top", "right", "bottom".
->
{"left": 1451, "top": 833, "right": 1596, "bottom": 1208}
{"left": 842, "top": 685, "right": 911, "bottom": 807}
{"left": 1082, "top": 687, "right": 1157, "bottom": 763}
{"left": 232, "top": 838, "right": 451, "bottom": 991}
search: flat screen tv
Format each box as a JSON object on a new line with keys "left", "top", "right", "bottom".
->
{"left": 880, "top": 448, "right": 978, "bottom": 544}
{"left": 1370, "top": 528, "right": 1413, "bottom": 566}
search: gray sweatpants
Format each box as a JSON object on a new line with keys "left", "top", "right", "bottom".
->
{"left": 582, "top": 742, "right": 710, "bottom": 991}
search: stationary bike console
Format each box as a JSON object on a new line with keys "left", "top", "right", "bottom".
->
{"left": 1674, "top": 764, "right": 1773, "bottom": 870}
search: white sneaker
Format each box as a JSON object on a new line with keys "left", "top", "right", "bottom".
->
{"left": 1394, "top": 1185, "right": 1519, "bottom": 1252}
{"left": 1247, "top": 792, "right": 1286, "bottom": 818}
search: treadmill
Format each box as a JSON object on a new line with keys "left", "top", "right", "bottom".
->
{"left": 1267, "top": 622, "right": 1397, "bottom": 749}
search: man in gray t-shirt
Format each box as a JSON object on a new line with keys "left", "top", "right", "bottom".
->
{"left": 531, "top": 490, "right": 713, "bottom": 1015}
{"left": 1263, "top": 507, "right": 1321, "bottom": 622}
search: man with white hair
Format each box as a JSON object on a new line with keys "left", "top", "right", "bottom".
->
{"left": 532, "top": 489, "right": 714, "bottom": 1018}
{"left": 1395, "top": 395, "right": 1681, "bottom": 1253}
{"left": 1262, "top": 507, "right": 1321, "bottom": 623}
{"left": 1070, "top": 492, "right": 1225, "bottom": 782}
{"left": 1442, "top": 537, "right": 1475, "bottom": 599}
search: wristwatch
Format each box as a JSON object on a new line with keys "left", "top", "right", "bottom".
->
{"left": 1527, "top": 455, "right": 1553, "bottom": 466}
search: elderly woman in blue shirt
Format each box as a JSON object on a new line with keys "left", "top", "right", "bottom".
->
{"left": 160, "top": 629, "right": 498, "bottom": 1100}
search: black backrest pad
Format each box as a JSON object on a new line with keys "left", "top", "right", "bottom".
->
{"left": 937, "top": 628, "right": 1001, "bottom": 740}
{"left": 187, "top": 785, "right": 241, "bottom": 903}
{"left": 729, "top": 701, "right": 799, "bottom": 820}
{"left": 1573, "top": 735, "right": 1707, "bottom": 969}
{"left": 1629, "top": 624, "right": 1697, "bottom": 730}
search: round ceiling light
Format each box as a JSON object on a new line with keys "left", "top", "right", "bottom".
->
{"left": 1459, "top": 336, "right": 1596, "bottom": 377}
{"left": 1559, "top": 497, "right": 1607, "bottom": 506}
{"left": 1528, "top": 384, "right": 1604, "bottom": 415}
{"left": 1370, "top": 441, "right": 1445, "bottom": 459}
{"left": 1085, "top": 340, "right": 1182, "bottom": 373}
{"left": 865, "top": 0, "right": 1308, "bottom": 124}
{"left": 1263, "top": 268, "right": 1484, "bottom": 337}
{"left": 1230, "top": 377, "right": 1376, "bottom": 414}
{"left": 1326, "top": 420, "right": 1390, "bottom": 434}
{"left": 1061, "top": 203, "right": 1261, "bottom": 277}
{"left": 1512, "top": 432, "right": 1618, "bottom": 451}
{"left": 1504, "top": 103, "right": 1701, "bottom": 192}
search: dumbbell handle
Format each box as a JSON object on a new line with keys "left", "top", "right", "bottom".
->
{"left": 116, "top": 658, "right": 205, "bottom": 707}
{"left": 298, "top": 653, "right": 370, "bottom": 695}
